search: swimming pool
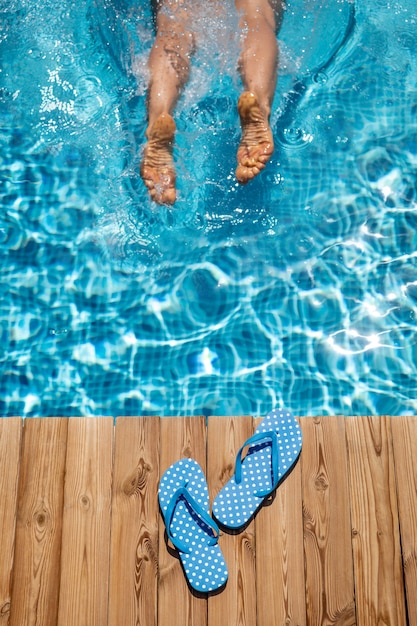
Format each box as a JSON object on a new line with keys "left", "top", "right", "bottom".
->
{"left": 1, "top": 0, "right": 416, "bottom": 417}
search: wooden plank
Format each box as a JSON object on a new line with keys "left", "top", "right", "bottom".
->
{"left": 57, "top": 417, "right": 113, "bottom": 626}
{"left": 346, "top": 415, "right": 406, "bottom": 626}
{"left": 158, "top": 416, "right": 207, "bottom": 626}
{"left": 10, "top": 418, "right": 68, "bottom": 626}
{"left": 256, "top": 416, "right": 306, "bottom": 626}
{"left": 391, "top": 415, "right": 417, "bottom": 626}
{"left": 0, "top": 418, "right": 22, "bottom": 624}
{"left": 207, "top": 416, "right": 256, "bottom": 626}
{"left": 108, "top": 416, "right": 160, "bottom": 626}
{"left": 301, "top": 416, "right": 355, "bottom": 625}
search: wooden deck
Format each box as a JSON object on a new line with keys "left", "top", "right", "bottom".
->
{"left": 0, "top": 415, "right": 416, "bottom": 625}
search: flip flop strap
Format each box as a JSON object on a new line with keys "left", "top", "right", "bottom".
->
{"left": 235, "top": 430, "right": 280, "bottom": 498}
{"left": 165, "top": 483, "right": 220, "bottom": 554}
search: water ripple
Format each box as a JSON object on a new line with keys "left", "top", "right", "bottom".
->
{"left": 1, "top": 0, "right": 417, "bottom": 417}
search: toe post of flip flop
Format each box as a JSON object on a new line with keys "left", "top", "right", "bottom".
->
{"left": 158, "top": 458, "right": 228, "bottom": 593}
{"left": 212, "top": 408, "right": 302, "bottom": 530}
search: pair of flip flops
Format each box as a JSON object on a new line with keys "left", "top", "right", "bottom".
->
{"left": 158, "top": 408, "right": 302, "bottom": 592}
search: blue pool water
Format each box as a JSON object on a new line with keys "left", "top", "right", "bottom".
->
{"left": 1, "top": 0, "right": 416, "bottom": 418}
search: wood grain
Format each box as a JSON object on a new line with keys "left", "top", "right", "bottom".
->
{"left": 158, "top": 416, "right": 207, "bottom": 626}
{"left": 301, "top": 416, "right": 355, "bottom": 626}
{"left": 391, "top": 415, "right": 417, "bottom": 626}
{"left": 207, "top": 416, "right": 256, "bottom": 626}
{"left": 108, "top": 416, "right": 159, "bottom": 626}
{"left": 1, "top": 414, "right": 416, "bottom": 624}
{"left": 257, "top": 416, "right": 306, "bottom": 626}
{"left": 10, "top": 418, "right": 68, "bottom": 626}
{"left": 346, "top": 415, "right": 406, "bottom": 626}
{"left": 57, "top": 417, "right": 113, "bottom": 626}
{"left": 0, "top": 418, "right": 22, "bottom": 624}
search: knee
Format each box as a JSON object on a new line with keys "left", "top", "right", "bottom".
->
{"left": 156, "top": 13, "right": 195, "bottom": 52}
{"left": 157, "top": 27, "right": 195, "bottom": 83}
{"left": 235, "top": 0, "right": 280, "bottom": 31}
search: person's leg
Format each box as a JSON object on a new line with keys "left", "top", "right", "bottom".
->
{"left": 140, "top": 0, "right": 195, "bottom": 205}
{"left": 234, "top": 0, "right": 284, "bottom": 183}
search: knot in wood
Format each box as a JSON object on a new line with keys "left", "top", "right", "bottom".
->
{"left": 182, "top": 444, "right": 192, "bottom": 458}
{"left": 36, "top": 512, "right": 47, "bottom": 527}
{"left": 123, "top": 458, "right": 151, "bottom": 497}
{"left": 138, "top": 535, "right": 158, "bottom": 566}
{"left": 0, "top": 601, "right": 11, "bottom": 616}
{"left": 241, "top": 535, "right": 255, "bottom": 558}
{"left": 33, "top": 504, "right": 49, "bottom": 529}
{"left": 314, "top": 474, "right": 329, "bottom": 492}
{"left": 80, "top": 494, "right": 91, "bottom": 510}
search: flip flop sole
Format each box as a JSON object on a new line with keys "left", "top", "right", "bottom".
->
{"left": 158, "top": 458, "right": 228, "bottom": 592}
{"left": 212, "top": 409, "right": 302, "bottom": 529}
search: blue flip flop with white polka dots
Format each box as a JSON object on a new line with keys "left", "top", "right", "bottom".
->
{"left": 158, "top": 458, "right": 228, "bottom": 593}
{"left": 212, "top": 409, "right": 302, "bottom": 530}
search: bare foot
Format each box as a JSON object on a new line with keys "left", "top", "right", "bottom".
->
{"left": 236, "top": 92, "right": 274, "bottom": 184}
{"left": 141, "top": 113, "right": 176, "bottom": 205}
